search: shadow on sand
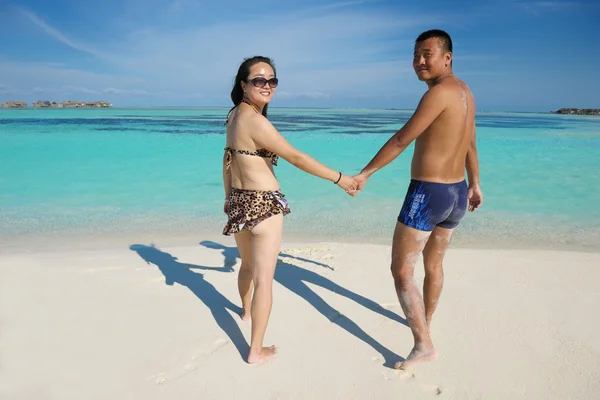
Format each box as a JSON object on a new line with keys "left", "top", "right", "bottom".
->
{"left": 200, "top": 240, "right": 406, "bottom": 367}
{"left": 129, "top": 244, "right": 249, "bottom": 361}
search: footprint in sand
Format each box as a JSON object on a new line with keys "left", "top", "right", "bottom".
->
{"left": 371, "top": 355, "right": 417, "bottom": 381}
{"left": 382, "top": 357, "right": 454, "bottom": 398}
{"left": 396, "top": 369, "right": 416, "bottom": 380}
{"left": 422, "top": 384, "right": 448, "bottom": 396}
{"left": 378, "top": 367, "right": 415, "bottom": 382}
{"left": 148, "top": 339, "right": 231, "bottom": 385}
{"left": 148, "top": 373, "right": 167, "bottom": 385}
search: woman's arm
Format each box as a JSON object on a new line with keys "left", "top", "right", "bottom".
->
{"left": 250, "top": 115, "right": 341, "bottom": 183}
{"left": 223, "top": 151, "right": 231, "bottom": 199}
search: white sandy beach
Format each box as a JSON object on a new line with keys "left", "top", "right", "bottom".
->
{"left": 1, "top": 236, "right": 599, "bottom": 400}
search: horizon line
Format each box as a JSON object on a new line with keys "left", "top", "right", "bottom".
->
{"left": 0, "top": 104, "right": 583, "bottom": 114}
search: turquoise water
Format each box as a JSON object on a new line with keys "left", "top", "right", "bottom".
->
{"left": 1, "top": 107, "right": 599, "bottom": 251}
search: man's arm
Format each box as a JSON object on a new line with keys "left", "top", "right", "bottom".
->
{"left": 359, "top": 87, "right": 447, "bottom": 178}
{"left": 465, "top": 120, "right": 480, "bottom": 188}
{"left": 465, "top": 119, "right": 483, "bottom": 211}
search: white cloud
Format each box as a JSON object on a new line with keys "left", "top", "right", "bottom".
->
{"left": 102, "top": 88, "right": 149, "bottom": 95}
{"left": 16, "top": 7, "right": 110, "bottom": 60}
{"left": 515, "top": 0, "right": 581, "bottom": 16}
{"left": 312, "top": 0, "right": 376, "bottom": 12}
{"left": 63, "top": 85, "right": 99, "bottom": 94}
{"left": 5, "top": 3, "right": 443, "bottom": 105}
{"left": 452, "top": 54, "right": 500, "bottom": 61}
{"left": 529, "top": 1, "right": 579, "bottom": 7}
{"left": 277, "top": 91, "right": 331, "bottom": 99}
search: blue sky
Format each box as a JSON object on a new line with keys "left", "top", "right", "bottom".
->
{"left": 0, "top": 0, "right": 598, "bottom": 111}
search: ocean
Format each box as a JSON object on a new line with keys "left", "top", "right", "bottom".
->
{"left": 1, "top": 107, "right": 599, "bottom": 252}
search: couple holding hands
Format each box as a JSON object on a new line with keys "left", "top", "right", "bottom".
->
{"left": 221, "top": 29, "right": 483, "bottom": 369}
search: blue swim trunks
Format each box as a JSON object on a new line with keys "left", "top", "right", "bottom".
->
{"left": 398, "top": 179, "right": 468, "bottom": 231}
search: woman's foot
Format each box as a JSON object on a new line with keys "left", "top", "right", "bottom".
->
{"left": 241, "top": 308, "right": 251, "bottom": 321}
{"left": 247, "top": 345, "right": 277, "bottom": 365}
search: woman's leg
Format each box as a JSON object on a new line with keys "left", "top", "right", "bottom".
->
{"left": 234, "top": 230, "right": 253, "bottom": 321}
{"left": 247, "top": 213, "right": 284, "bottom": 365}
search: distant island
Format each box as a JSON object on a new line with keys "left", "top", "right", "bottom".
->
{"left": 1, "top": 100, "right": 112, "bottom": 109}
{"left": 553, "top": 108, "right": 600, "bottom": 115}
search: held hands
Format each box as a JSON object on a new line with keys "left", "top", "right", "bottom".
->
{"left": 340, "top": 172, "right": 369, "bottom": 197}
{"left": 336, "top": 174, "right": 359, "bottom": 197}
{"left": 333, "top": 171, "right": 370, "bottom": 197}
{"left": 468, "top": 185, "right": 483, "bottom": 212}
{"left": 351, "top": 173, "right": 369, "bottom": 192}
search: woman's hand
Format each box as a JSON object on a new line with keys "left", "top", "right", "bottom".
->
{"left": 224, "top": 198, "right": 230, "bottom": 214}
{"left": 336, "top": 174, "right": 358, "bottom": 196}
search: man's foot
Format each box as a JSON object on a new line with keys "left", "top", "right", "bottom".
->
{"left": 394, "top": 343, "right": 437, "bottom": 370}
{"left": 247, "top": 345, "right": 277, "bottom": 365}
{"left": 241, "top": 308, "right": 251, "bottom": 321}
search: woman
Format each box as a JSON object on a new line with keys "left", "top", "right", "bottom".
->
{"left": 222, "top": 55, "right": 357, "bottom": 365}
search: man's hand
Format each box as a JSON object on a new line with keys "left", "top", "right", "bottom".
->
{"left": 468, "top": 186, "right": 483, "bottom": 212}
{"left": 336, "top": 174, "right": 358, "bottom": 196}
{"left": 352, "top": 173, "right": 369, "bottom": 193}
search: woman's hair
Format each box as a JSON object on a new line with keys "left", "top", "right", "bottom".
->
{"left": 226, "top": 56, "right": 276, "bottom": 122}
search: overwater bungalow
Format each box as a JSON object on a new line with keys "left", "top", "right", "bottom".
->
{"left": 1, "top": 100, "right": 28, "bottom": 108}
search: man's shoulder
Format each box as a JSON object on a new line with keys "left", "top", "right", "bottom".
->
{"left": 420, "top": 83, "right": 453, "bottom": 108}
{"left": 428, "top": 77, "right": 473, "bottom": 101}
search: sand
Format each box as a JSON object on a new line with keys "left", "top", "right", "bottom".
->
{"left": 1, "top": 235, "right": 599, "bottom": 399}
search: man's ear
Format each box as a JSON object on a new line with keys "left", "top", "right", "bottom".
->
{"left": 445, "top": 52, "right": 453, "bottom": 67}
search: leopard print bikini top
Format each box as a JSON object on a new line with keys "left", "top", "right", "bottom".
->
{"left": 224, "top": 147, "right": 279, "bottom": 171}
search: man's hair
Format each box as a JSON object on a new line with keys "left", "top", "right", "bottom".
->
{"left": 416, "top": 29, "right": 453, "bottom": 54}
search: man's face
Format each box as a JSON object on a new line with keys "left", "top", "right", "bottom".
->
{"left": 413, "top": 38, "right": 450, "bottom": 81}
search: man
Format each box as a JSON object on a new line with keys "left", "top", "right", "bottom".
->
{"left": 353, "top": 29, "right": 483, "bottom": 370}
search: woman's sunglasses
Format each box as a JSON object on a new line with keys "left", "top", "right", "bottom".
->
{"left": 247, "top": 77, "right": 279, "bottom": 88}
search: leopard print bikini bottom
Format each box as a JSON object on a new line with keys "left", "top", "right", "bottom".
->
{"left": 222, "top": 188, "right": 291, "bottom": 235}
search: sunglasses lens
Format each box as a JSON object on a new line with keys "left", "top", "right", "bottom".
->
{"left": 268, "top": 78, "right": 278, "bottom": 88}
{"left": 251, "top": 78, "right": 267, "bottom": 87}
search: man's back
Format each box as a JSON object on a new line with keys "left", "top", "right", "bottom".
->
{"left": 411, "top": 75, "right": 475, "bottom": 184}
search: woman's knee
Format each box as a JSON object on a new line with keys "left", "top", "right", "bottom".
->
{"left": 252, "top": 273, "right": 274, "bottom": 292}
{"left": 239, "top": 261, "right": 253, "bottom": 273}
{"left": 251, "top": 260, "right": 277, "bottom": 286}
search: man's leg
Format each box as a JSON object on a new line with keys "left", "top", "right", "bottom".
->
{"left": 422, "top": 226, "right": 455, "bottom": 329}
{"left": 390, "top": 221, "right": 437, "bottom": 370}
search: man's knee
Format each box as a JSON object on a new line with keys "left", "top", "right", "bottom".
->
{"left": 390, "top": 261, "right": 415, "bottom": 285}
{"left": 424, "top": 260, "right": 443, "bottom": 276}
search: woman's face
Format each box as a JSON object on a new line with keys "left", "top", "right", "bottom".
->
{"left": 242, "top": 62, "right": 278, "bottom": 106}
